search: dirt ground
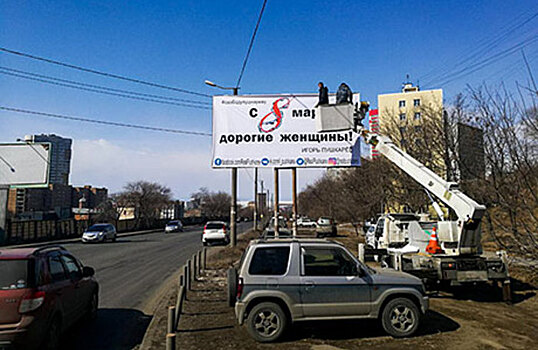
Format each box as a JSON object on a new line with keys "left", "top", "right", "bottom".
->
{"left": 157, "top": 227, "right": 538, "bottom": 350}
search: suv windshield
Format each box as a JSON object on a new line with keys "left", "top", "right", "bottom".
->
{"left": 167, "top": 221, "right": 179, "bottom": 225}
{"left": 0, "top": 260, "right": 29, "bottom": 290}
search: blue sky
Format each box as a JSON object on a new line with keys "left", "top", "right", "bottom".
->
{"left": 1, "top": 0, "right": 537, "bottom": 200}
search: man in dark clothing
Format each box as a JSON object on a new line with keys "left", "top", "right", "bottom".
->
{"left": 316, "top": 82, "right": 329, "bottom": 107}
{"left": 336, "top": 82, "right": 353, "bottom": 104}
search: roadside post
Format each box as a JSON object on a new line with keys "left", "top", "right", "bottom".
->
{"left": 183, "top": 265, "right": 189, "bottom": 298}
{"left": 192, "top": 254, "right": 197, "bottom": 280}
{"left": 166, "top": 333, "right": 176, "bottom": 350}
{"left": 187, "top": 260, "right": 192, "bottom": 291}
{"left": 167, "top": 306, "right": 176, "bottom": 334}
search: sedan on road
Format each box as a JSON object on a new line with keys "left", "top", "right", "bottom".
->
{"left": 82, "top": 223, "right": 117, "bottom": 243}
{"left": 164, "top": 220, "right": 183, "bottom": 233}
{"left": 202, "top": 221, "right": 229, "bottom": 246}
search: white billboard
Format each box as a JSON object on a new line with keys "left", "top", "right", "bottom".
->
{"left": 0, "top": 143, "right": 50, "bottom": 187}
{"left": 212, "top": 94, "right": 361, "bottom": 168}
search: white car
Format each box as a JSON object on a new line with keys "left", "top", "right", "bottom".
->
{"left": 165, "top": 220, "right": 184, "bottom": 233}
{"left": 82, "top": 223, "right": 117, "bottom": 243}
{"left": 202, "top": 221, "right": 229, "bottom": 246}
{"left": 297, "top": 217, "right": 317, "bottom": 228}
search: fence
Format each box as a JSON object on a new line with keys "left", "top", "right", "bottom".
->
{"left": 165, "top": 248, "right": 206, "bottom": 350}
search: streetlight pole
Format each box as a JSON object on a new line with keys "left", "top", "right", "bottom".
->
{"left": 253, "top": 168, "right": 258, "bottom": 231}
{"left": 205, "top": 80, "right": 239, "bottom": 247}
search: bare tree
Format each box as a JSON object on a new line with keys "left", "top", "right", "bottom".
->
{"left": 191, "top": 187, "right": 231, "bottom": 218}
{"left": 117, "top": 181, "right": 172, "bottom": 229}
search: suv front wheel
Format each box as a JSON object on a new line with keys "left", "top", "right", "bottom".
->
{"left": 246, "top": 302, "right": 288, "bottom": 342}
{"left": 381, "top": 297, "right": 420, "bottom": 337}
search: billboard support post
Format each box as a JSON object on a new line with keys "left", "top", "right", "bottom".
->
{"left": 253, "top": 168, "right": 258, "bottom": 231}
{"left": 230, "top": 168, "right": 237, "bottom": 247}
{"left": 292, "top": 168, "right": 298, "bottom": 237}
{"left": 274, "top": 168, "right": 279, "bottom": 237}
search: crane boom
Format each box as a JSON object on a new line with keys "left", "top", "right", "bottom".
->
{"left": 362, "top": 128, "right": 486, "bottom": 254}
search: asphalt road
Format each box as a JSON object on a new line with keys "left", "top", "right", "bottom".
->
{"left": 56, "top": 222, "right": 251, "bottom": 350}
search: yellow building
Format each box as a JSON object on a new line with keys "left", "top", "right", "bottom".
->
{"left": 377, "top": 83, "right": 446, "bottom": 214}
{"left": 378, "top": 83, "right": 445, "bottom": 177}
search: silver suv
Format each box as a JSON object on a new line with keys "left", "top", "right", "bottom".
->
{"left": 229, "top": 238, "right": 429, "bottom": 342}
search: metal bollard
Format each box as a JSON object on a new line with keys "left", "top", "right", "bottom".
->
{"left": 183, "top": 265, "right": 189, "bottom": 299}
{"left": 166, "top": 333, "right": 176, "bottom": 350}
{"left": 174, "top": 285, "right": 185, "bottom": 330}
{"left": 197, "top": 250, "right": 202, "bottom": 275}
{"left": 167, "top": 306, "right": 176, "bottom": 334}
{"left": 186, "top": 260, "right": 192, "bottom": 291}
{"left": 202, "top": 248, "right": 207, "bottom": 270}
{"left": 192, "top": 254, "right": 197, "bottom": 281}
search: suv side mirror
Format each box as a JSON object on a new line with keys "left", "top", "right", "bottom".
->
{"left": 82, "top": 266, "right": 95, "bottom": 277}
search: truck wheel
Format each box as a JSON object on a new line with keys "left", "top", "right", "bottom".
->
{"left": 247, "top": 302, "right": 288, "bottom": 342}
{"left": 381, "top": 298, "right": 420, "bottom": 338}
{"left": 227, "top": 268, "right": 238, "bottom": 307}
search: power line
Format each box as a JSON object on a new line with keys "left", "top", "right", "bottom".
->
{"left": 419, "top": 10, "right": 538, "bottom": 85}
{"left": 0, "top": 66, "right": 210, "bottom": 105}
{"left": 433, "top": 34, "right": 538, "bottom": 87}
{"left": 0, "top": 68, "right": 211, "bottom": 110}
{"left": 0, "top": 106, "right": 212, "bottom": 136}
{"left": 0, "top": 47, "right": 212, "bottom": 98}
{"left": 236, "top": 0, "right": 268, "bottom": 88}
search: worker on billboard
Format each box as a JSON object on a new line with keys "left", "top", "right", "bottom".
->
{"left": 315, "top": 82, "right": 329, "bottom": 107}
{"left": 336, "top": 82, "right": 353, "bottom": 104}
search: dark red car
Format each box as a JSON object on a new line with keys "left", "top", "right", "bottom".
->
{"left": 0, "top": 245, "right": 98, "bottom": 350}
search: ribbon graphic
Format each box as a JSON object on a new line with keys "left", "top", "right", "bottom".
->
{"left": 258, "top": 97, "right": 291, "bottom": 133}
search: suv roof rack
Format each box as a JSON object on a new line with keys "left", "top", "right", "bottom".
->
{"left": 32, "top": 245, "right": 67, "bottom": 255}
{"left": 254, "top": 237, "right": 344, "bottom": 245}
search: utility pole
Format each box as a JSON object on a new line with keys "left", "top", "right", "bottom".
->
{"left": 274, "top": 168, "right": 279, "bottom": 237}
{"left": 204, "top": 80, "right": 239, "bottom": 247}
{"left": 292, "top": 168, "right": 298, "bottom": 237}
{"left": 253, "top": 168, "right": 258, "bottom": 231}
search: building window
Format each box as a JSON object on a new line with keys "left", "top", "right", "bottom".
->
{"left": 399, "top": 100, "right": 406, "bottom": 107}
{"left": 414, "top": 99, "right": 420, "bottom": 106}
{"left": 414, "top": 125, "right": 422, "bottom": 133}
{"left": 414, "top": 112, "right": 421, "bottom": 120}
{"left": 399, "top": 113, "right": 406, "bottom": 121}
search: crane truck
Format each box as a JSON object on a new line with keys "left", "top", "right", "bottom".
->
{"left": 316, "top": 102, "right": 511, "bottom": 300}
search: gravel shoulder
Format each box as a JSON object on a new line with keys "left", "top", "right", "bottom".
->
{"left": 147, "top": 226, "right": 538, "bottom": 350}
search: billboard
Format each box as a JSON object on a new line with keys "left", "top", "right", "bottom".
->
{"left": 0, "top": 143, "right": 51, "bottom": 187}
{"left": 212, "top": 94, "right": 361, "bottom": 168}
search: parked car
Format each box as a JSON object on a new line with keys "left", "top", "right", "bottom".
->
{"left": 202, "top": 221, "right": 229, "bottom": 246}
{"left": 164, "top": 220, "right": 184, "bottom": 233}
{"left": 297, "top": 217, "right": 317, "bottom": 228}
{"left": 0, "top": 245, "right": 99, "bottom": 350}
{"left": 81, "top": 223, "right": 117, "bottom": 243}
{"left": 315, "top": 217, "right": 337, "bottom": 237}
{"left": 228, "top": 238, "right": 428, "bottom": 342}
{"left": 262, "top": 217, "right": 291, "bottom": 238}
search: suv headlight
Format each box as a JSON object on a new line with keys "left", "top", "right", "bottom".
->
{"left": 98, "top": 231, "right": 104, "bottom": 236}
